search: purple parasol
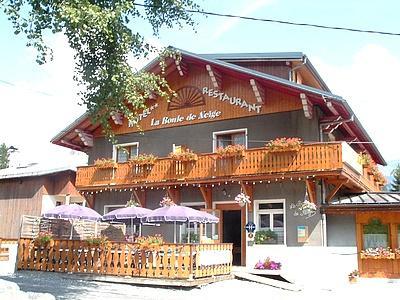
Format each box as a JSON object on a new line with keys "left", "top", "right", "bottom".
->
{"left": 42, "top": 204, "right": 101, "bottom": 221}
{"left": 102, "top": 206, "right": 152, "bottom": 221}
{"left": 144, "top": 205, "right": 219, "bottom": 223}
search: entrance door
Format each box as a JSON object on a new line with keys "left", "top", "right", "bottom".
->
{"left": 223, "top": 210, "right": 242, "bottom": 265}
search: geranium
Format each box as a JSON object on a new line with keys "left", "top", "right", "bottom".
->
{"left": 235, "top": 192, "right": 251, "bottom": 207}
{"left": 94, "top": 158, "right": 117, "bottom": 169}
{"left": 169, "top": 149, "right": 198, "bottom": 162}
{"left": 160, "top": 195, "right": 176, "bottom": 207}
{"left": 361, "top": 247, "right": 395, "bottom": 259}
{"left": 34, "top": 231, "right": 53, "bottom": 246}
{"left": 216, "top": 144, "right": 245, "bottom": 158}
{"left": 128, "top": 154, "right": 157, "bottom": 165}
{"left": 266, "top": 137, "right": 302, "bottom": 152}
{"left": 254, "top": 257, "right": 282, "bottom": 270}
{"left": 135, "top": 234, "right": 164, "bottom": 250}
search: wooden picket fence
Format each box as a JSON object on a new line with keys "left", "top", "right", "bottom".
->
{"left": 17, "top": 239, "right": 232, "bottom": 279}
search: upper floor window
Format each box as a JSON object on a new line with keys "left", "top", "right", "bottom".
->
{"left": 213, "top": 129, "right": 247, "bottom": 151}
{"left": 113, "top": 142, "right": 139, "bottom": 163}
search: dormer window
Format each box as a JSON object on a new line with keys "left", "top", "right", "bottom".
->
{"left": 213, "top": 129, "right": 247, "bottom": 151}
{"left": 113, "top": 142, "right": 139, "bottom": 163}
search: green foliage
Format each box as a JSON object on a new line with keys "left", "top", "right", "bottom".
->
{"left": 363, "top": 218, "right": 388, "bottom": 234}
{"left": 391, "top": 164, "right": 400, "bottom": 192}
{"left": 0, "top": 143, "right": 10, "bottom": 169}
{"left": 181, "top": 233, "right": 199, "bottom": 243}
{"left": 254, "top": 230, "right": 278, "bottom": 244}
{"left": 1, "top": 0, "right": 200, "bottom": 141}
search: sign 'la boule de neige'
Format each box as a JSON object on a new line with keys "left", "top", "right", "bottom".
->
{"left": 128, "top": 86, "right": 262, "bottom": 128}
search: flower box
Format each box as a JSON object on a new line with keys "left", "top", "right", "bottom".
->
{"left": 128, "top": 154, "right": 157, "bottom": 166}
{"left": 216, "top": 144, "right": 245, "bottom": 158}
{"left": 94, "top": 158, "right": 117, "bottom": 169}
{"left": 169, "top": 149, "right": 198, "bottom": 162}
{"left": 360, "top": 247, "right": 395, "bottom": 259}
{"left": 265, "top": 137, "right": 302, "bottom": 152}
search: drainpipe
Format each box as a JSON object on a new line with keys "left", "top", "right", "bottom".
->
{"left": 288, "top": 56, "right": 307, "bottom": 82}
{"left": 318, "top": 124, "right": 328, "bottom": 247}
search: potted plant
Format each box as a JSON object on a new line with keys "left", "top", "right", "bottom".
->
{"left": 128, "top": 154, "right": 157, "bottom": 166}
{"left": 94, "top": 158, "right": 117, "bottom": 169}
{"left": 216, "top": 144, "right": 245, "bottom": 158}
{"left": 254, "top": 257, "right": 282, "bottom": 270}
{"left": 265, "top": 137, "right": 302, "bottom": 152}
{"left": 254, "top": 230, "right": 278, "bottom": 244}
{"left": 169, "top": 148, "right": 198, "bottom": 162}
{"left": 234, "top": 192, "right": 251, "bottom": 207}
{"left": 33, "top": 231, "right": 54, "bottom": 248}
{"left": 348, "top": 270, "right": 359, "bottom": 283}
{"left": 135, "top": 234, "right": 164, "bottom": 251}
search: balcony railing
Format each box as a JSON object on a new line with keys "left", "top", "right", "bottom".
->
{"left": 76, "top": 142, "right": 381, "bottom": 191}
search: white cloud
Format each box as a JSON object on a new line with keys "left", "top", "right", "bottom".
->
{"left": 211, "top": 0, "right": 275, "bottom": 40}
{"left": 312, "top": 44, "right": 400, "bottom": 163}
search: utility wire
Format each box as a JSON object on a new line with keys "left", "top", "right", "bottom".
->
{"left": 135, "top": 3, "right": 400, "bottom": 37}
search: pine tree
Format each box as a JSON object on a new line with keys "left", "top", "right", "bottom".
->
{"left": 0, "top": 143, "right": 10, "bottom": 169}
{"left": 391, "top": 164, "right": 400, "bottom": 192}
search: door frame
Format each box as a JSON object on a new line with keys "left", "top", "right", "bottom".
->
{"left": 214, "top": 202, "right": 246, "bottom": 266}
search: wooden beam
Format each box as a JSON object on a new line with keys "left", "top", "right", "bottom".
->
{"left": 60, "top": 139, "right": 83, "bottom": 150}
{"left": 305, "top": 179, "right": 317, "bottom": 204}
{"left": 75, "top": 129, "right": 93, "bottom": 147}
{"left": 319, "top": 115, "right": 342, "bottom": 124}
{"left": 133, "top": 190, "right": 146, "bottom": 207}
{"left": 175, "top": 59, "right": 187, "bottom": 76}
{"left": 325, "top": 179, "right": 349, "bottom": 202}
{"left": 240, "top": 183, "right": 254, "bottom": 212}
{"left": 199, "top": 186, "right": 212, "bottom": 209}
{"left": 300, "top": 93, "right": 313, "bottom": 119}
{"left": 167, "top": 188, "right": 181, "bottom": 205}
{"left": 111, "top": 112, "right": 123, "bottom": 125}
{"left": 206, "top": 64, "right": 222, "bottom": 90}
{"left": 83, "top": 194, "right": 95, "bottom": 209}
{"left": 249, "top": 79, "right": 265, "bottom": 103}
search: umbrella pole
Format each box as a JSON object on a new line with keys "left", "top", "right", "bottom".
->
{"left": 131, "top": 218, "right": 134, "bottom": 236}
{"left": 69, "top": 219, "right": 73, "bottom": 240}
{"left": 174, "top": 221, "right": 176, "bottom": 244}
{"left": 139, "top": 223, "right": 142, "bottom": 237}
{"left": 187, "top": 221, "right": 190, "bottom": 243}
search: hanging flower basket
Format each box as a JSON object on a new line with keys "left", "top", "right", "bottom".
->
{"left": 94, "top": 158, "right": 117, "bottom": 169}
{"left": 169, "top": 149, "right": 198, "bottom": 162}
{"left": 128, "top": 154, "right": 157, "bottom": 166}
{"left": 235, "top": 192, "right": 251, "bottom": 207}
{"left": 360, "top": 247, "right": 395, "bottom": 259}
{"left": 265, "top": 137, "right": 302, "bottom": 152}
{"left": 216, "top": 144, "right": 245, "bottom": 158}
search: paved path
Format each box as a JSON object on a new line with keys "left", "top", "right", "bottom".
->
{"left": 2, "top": 271, "right": 400, "bottom": 300}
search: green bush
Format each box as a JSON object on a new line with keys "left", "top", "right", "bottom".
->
{"left": 254, "top": 230, "right": 278, "bottom": 244}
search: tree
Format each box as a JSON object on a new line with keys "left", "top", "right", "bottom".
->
{"left": 0, "top": 143, "right": 10, "bottom": 169}
{"left": 391, "top": 164, "right": 400, "bottom": 192}
{"left": 1, "top": 1, "right": 200, "bottom": 140}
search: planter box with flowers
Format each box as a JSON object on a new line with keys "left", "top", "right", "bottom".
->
{"left": 135, "top": 234, "right": 164, "bottom": 251}
{"left": 265, "top": 137, "right": 302, "bottom": 152}
{"left": 84, "top": 235, "right": 109, "bottom": 249}
{"left": 128, "top": 154, "right": 157, "bottom": 166}
{"left": 216, "top": 144, "right": 245, "bottom": 159}
{"left": 169, "top": 149, "right": 198, "bottom": 162}
{"left": 254, "top": 257, "right": 282, "bottom": 271}
{"left": 33, "top": 231, "right": 54, "bottom": 248}
{"left": 254, "top": 230, "right": 278, "bottom": 245}
{"left": 360, "top": 247, "right": 395, "bottom": 260}
{"left": 94, "top": 158, "right": 117, "bottom": 169}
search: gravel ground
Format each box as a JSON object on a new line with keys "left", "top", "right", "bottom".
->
{"left": 2, "top": 271, "right": 400, "bottom": 300}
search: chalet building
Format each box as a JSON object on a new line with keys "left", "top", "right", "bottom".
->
{"left": 0, "top": 165, "right": 84, "bottom": 239}
{"left": 52, "top": 49, "right": 396, "bottom": 280}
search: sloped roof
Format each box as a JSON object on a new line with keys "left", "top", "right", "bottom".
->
{"left": 0, "top": 164, "right": 76, "bottom": 180}
{"left": 51, "top": 47, "right": 386, "bottom": 165}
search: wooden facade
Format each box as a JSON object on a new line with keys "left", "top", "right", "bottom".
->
{"left": 0, "top": 169, "right": 81, "bottom": 239}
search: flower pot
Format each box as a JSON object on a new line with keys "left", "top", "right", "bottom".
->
{"left": 348, "top": 276, "right": 357, "bottom": 283}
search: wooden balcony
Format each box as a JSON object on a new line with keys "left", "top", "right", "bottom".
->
{"left": 76, "top": 142, "right": 382, "bottom": 192}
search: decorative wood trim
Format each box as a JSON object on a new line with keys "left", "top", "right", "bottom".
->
{"left": 240, "top": 183, "right": 254, "bottom": 212}
{"left": 305, "top": 179, "right": 317, "bottom": 204}
{"left": 325, "top": 100, "right": 340, "bottom": 116}
{"left": 249, "top": 79, "right": 265, "bottom": 103}
{"left": 75, "top": 129, "right": 93, "bottom": 147}
{"left": 199, "top": 186, "right": 212, "bottom": 209}
{"left": 167, "top": 188, "right": 181, "bottom": 205}
{"left": 175, "top": 59, "right": 187, "bottom": 77}
{"left": 111, "top": 112, "right": 123, "bottom": 125}
{"left": 133, "top": 190, "right": 146, "bottom": 207}
{"left": 205, "top": 64, "right": 222, "bottom": 90}
{"left": 300, "top": 93, "right": 313, "bottom": 119}
{"left": 60, "top": 139, "right": 82, "bottom": 150}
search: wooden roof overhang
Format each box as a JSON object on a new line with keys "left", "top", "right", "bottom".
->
{"left": 51, "top": 47, "right": 385, "bottom": 165}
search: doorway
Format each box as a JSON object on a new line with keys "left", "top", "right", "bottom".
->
{"left": 223, "top": 210, "right": 242, "bottom": 265}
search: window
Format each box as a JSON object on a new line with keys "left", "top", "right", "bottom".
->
{"left": 363, "top": 218, "right": 389, "bottom": 249}
{"left": 213, "top": 129, "right": 247, "bottom": 151}
{"left": 113, "top": 142, "right": 139, "bottom": 163}
{"left": 254, "top": 199, "right": 285, "bottom": 245}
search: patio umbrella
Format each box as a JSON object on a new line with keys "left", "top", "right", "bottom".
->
{"left": 144, "top": 205, "right": 219, "bottom": 243}
{"left": 42, "top": 204, "right": 101, "bottom": 239}
{"left": 102, "top": 206, "right": 152, "bottom": 237}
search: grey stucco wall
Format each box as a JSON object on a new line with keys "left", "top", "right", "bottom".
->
{"left": 89, "top": 109, "right": 320, "bottom": 163}
{"left": 327, "top": 215, "right": 356, "bottom": 247}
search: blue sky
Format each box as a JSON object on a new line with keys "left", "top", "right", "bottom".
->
{"left": 0, "top": 0, "right": 399, "bottom": 170}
